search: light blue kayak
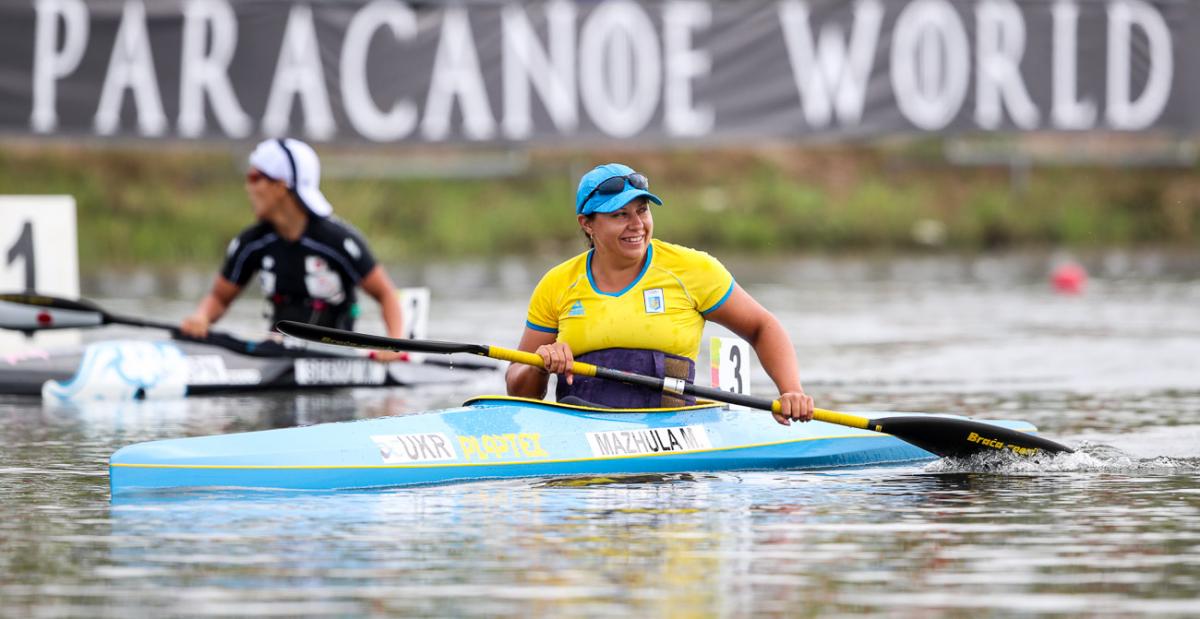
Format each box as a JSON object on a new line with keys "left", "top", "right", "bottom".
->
{"left": 109, "top": 396, "right": 1038, "bottom": 495}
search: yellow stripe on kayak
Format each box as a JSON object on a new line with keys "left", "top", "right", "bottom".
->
{"left": 463, "top": 395, "right": 719, "bottom": 413}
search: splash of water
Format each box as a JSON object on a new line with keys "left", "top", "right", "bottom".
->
{"left": 924, "top": 440, "right": 1200, "bottom": 474}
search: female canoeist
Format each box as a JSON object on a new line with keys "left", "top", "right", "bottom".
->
{"left": 505, "top": 163, "right": 815, "bottom": 426}
{"left": 180, "top": 138, "right": 406, "bottom": 361}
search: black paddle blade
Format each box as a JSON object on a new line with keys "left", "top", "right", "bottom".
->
{"left": 274, "top": 321, "right": 489, "bottom": 356}
{"left": 871, "top": 416, "right": 1074, "bottom": 459}
{"left": 0, "top": 292, "right": 106, "bottom": 330}
{"left": 0, "top": 292, "right": 102, "bottom": 313}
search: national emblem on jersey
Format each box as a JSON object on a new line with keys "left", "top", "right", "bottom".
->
{"left": 305, "top": 255, "right": 345, "bottom": 303}
{"left": 643, "top": 288, "right": 665, "bottom": 314}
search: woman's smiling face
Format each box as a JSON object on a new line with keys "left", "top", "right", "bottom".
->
{"left": 580, "top": 197, "right": 654, "bottom": 262}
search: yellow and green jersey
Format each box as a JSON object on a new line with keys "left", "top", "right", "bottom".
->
{"left": 525, "top": 239, "right": 735, "bottom": 361}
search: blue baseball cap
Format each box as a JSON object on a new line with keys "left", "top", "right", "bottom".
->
{"left": 575, "top": 163, "right": 663, "bottom": 215}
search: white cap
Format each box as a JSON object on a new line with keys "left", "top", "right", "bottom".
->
{"left": 248, "top": 138, "right": 333, "bottom": 217}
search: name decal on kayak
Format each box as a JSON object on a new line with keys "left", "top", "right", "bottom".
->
{"left": 294, "top": 358, "right": 386, "bottom": 385}
{"left": 458, "top": 433, "right": 550, "bottom": 461}
{"left": 586, "top": 426, "right": 712, "bottom": 457}
{"left": 371, "top": 433, "right": 457, "bottom": 463}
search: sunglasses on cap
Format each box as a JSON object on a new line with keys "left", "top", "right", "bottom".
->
{"left": 246, "top": 169, "right": 276, "bottom": 184}
{"left": 581, "top": 173, "right": 650, "bottom": 210}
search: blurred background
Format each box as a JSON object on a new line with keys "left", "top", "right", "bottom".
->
{"left": 1, "top": 0, "right": 1195, "bottom": 287}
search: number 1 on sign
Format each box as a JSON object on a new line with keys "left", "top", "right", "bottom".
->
{"left": 710, "top": 336, "right": 751, "bottom": 410}
{"left": 6, "top": 221, "right": 35, "bottom": 292}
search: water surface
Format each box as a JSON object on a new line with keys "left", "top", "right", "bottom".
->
{"left": 2, "top": 251, "right": 1198, "bottom": 617}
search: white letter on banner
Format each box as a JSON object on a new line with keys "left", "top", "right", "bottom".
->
{"left": 579, "top": 0, "right": 661, "bottom": 138}
{"left": 890, "top": 0, "right": 970, "bottom": 130}
{"left": 1051, "top": 0, "right": 1096, "bottom": 129}
{"left": 342, "top": 0, "right": 418, "bottom": 141}
{"left": 180, "top": 0, "right": 251, "bottom": 138}
{"left": 31, "top": 0, "right": 89, "bottom": 134}
{"left": 502, "top": 1, "right": 577, "bottom": 138}
{"left": 422, "top": 7, "right": 496, "bottom": 141}
{"left": 1106, "top": 0, "right": 1173, "bottom": 130}
{"left": 974, "top": 0, "right": 1039, "bottom": 129}
{"left": 94, "top": 1, "right": 167, "bottom": 136}
{"left": 262, "top": 4, "right": 336, "bottom": 140}
{"left": 663, "top": 1, "right": 713, "bottom": 137}
{"left": 779, "top": 0, "right": 883, "bottom": 128}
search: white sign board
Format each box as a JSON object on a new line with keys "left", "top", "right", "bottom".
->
{"left": 0, "top": 196, "right": 80, "bottom": 351}
{"left": 398, "top": 286, "right": 430, "bottom": 340}
{"left": 710, "top": 336, "right": 752, "bottom": 410}
{"left": 397, "top": 286, "right": 430, "bottom": 362}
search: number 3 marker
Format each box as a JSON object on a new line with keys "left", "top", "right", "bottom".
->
{"left": 710, "top": 336, "right": 752, "bottom": 410}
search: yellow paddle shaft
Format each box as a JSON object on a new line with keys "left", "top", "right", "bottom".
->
{"left": 484, "top": 346, "right": 599, "bottom": 377}
{"left": 769, "top": 398, "right": 871, "bottom": 428}
{"left": 485, "top": 344, "right": 872, "bottom": 428}
{"left": 811, "top": 408, "right": 871, "bottom": 429}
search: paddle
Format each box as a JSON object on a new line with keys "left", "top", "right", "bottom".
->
{"left": 274, "top": 320, "right": 1074, "bottom": 458}
{"left": 0, "top": 292, "right": 493, "bottom": 369}
{"left": 0, "top": 291, "right": 271, "bottom": 355}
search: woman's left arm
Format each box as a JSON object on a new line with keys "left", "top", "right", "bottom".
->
{"left": 705, "top": 284, "right": 814, "bottom": 425}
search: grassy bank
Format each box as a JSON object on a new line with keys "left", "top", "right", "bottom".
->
{"left": 1, "top": 141, "right": 1196, "bottom": 271}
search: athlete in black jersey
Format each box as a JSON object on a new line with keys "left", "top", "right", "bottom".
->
{"left": 180, "top": 138, "right": 406, "bottom": 361}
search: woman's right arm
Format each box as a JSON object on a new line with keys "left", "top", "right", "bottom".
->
{"left": 180, "top": 276, "right": 241, "bottom": 338}
{"left": 505, "top": 327, "right": 565, "bottom": 399}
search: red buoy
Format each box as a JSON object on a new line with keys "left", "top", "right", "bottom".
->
{"left": 1051, "top": 262, "right": 1087, "bottom": 295}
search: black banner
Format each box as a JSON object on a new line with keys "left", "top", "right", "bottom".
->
{"left": 0, "top": 0, "right": 1191, "bottom": 145}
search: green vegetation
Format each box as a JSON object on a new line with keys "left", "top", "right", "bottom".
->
{"left": 1, "top": 142, "right": 1196, "bottom": 271}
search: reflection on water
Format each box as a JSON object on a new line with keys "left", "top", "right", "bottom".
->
{"left": 3, "top": 251, "right": 1200, "bottom": 616}
{"left": 86, "top": 468, "right": 1200, "bottom": 616}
